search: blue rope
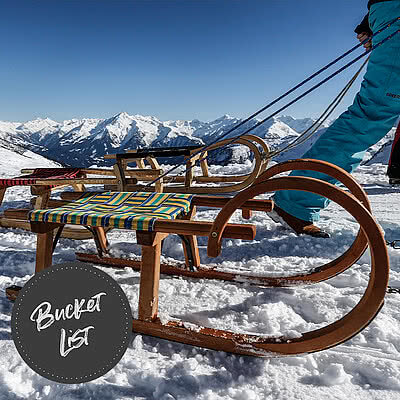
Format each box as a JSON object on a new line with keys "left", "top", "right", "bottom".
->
{"left": 146, "top": 17, "right": 400, "bottom": 188}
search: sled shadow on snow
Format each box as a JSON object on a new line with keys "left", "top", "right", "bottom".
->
{"left": 0, "top": 250, "right": 80, "bottom": 280}
{"left": 361, "top": 184, "right": 400, "bottom": 196}
{"left": 195, "top": 224, "right": 358, "bottom": 264}
{"left": 0, "top": 318, "right": 11, "bottom": 341}
{"left": 57, "top": 335, "right": 266, "bottom": 400}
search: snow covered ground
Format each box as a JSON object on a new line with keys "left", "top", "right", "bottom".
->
{"left": 0, "top": 159, "right": 400, "bottom": 400}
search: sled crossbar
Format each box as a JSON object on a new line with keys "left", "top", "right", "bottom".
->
{"left": 28, "top": 217, "right": 256, "bottom": 241}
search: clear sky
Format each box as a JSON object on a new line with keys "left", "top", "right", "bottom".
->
{"left": 0, "top": 0, "right": 370, "bottom": 123}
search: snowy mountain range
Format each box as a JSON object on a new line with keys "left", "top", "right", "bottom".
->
{"left": 0, "top": 112, "right": 395, "bottom": 168}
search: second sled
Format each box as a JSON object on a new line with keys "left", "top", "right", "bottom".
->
{"left": 103, "top": 134, "right": 271, "bottom": 194}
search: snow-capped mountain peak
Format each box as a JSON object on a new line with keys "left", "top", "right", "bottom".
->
{"left": 278, "top": 115, "right": 332, "bottom": 133}
{"left": 0, "top": 111, "right": 392, "bottom": 168}
{"left": 18, "top": 117, "right": 59, "bottom": 133}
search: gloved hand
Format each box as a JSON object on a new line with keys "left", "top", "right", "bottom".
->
{"left": 357, "top": 32, "right": 372, "bottom": 50}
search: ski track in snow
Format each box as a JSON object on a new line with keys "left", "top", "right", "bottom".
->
{"left": 0, "top": 161, "right": 400, "bottom": 399}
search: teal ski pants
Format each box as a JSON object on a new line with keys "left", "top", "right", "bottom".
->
{"left": 274, "top": 1, "right": 400, "bottom": 222}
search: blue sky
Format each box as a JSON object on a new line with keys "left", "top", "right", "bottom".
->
{"left": 0, "top": 0, "right": 369, "bottom": 123}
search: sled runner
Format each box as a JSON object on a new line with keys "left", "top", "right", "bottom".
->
{"left": 6, "top": 159, "right": 388, "bottom": 356}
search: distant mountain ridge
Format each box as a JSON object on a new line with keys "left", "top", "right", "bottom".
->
{"left": 0, "top": 112, "right": 393, "bottom": 167}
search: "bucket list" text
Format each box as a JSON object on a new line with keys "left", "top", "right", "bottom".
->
{"left": 30, "top": 292, "right": 106, "bottom": 357}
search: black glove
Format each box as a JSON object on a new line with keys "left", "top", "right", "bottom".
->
{"left": 355, "top": 14, "right": 372, "bottom": 35}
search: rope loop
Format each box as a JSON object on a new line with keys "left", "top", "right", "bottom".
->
{"left": 386, "top": 240, "right": 400, "bottom": 249}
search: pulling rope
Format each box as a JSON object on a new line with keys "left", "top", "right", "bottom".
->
{"left": 146, "top": 17, "right": 400, "bottom": 188}
{"left": 386, "top": 240, "right": 400, "bottom": 249}
{"left": 269, "top": 56, "right": 370, "bottom": 160}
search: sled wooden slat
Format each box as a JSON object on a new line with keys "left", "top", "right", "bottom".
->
{"left": 22, "top": 168, "right": 163, "bottom": 178}
{"left": 34, "top": 177, "right": 138, "bottom": 186}
{"left": 1, "top": 210, "right": 105, "bottom": 240}
{"left": 79, "top": 168, "right": 162, "bottom": 178}
{"left": 3, "top": 208, "right": 31, "bottom": 219}
{"left": 154, "top": 220, "right": 256, "bottom": 239}
{"left": 0, "top": 216, "right": 33, "bottom": 231}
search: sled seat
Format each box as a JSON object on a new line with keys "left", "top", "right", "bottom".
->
{"left": 114, "top": 145, "right": 203, "bottom": 158}
{"left": 29, "top": 191, "right": 194, "bottom": 231}
{"left": 28, "top": 190, "right": 196, "bottom": 260}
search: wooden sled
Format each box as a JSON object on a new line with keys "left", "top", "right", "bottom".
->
{"left": 103, "top": 134, "right": 270, "bottom": 194}
{"left": 0, "top": 167, "right": 143, "bottom": 240}
{"left": 74, "top": 159, "right": 372, "bottom": 287}
{"left": 0, "top": 168, "right": 89, "bottom": 239}
{"left": 7, "top": 160, "right": 389, "bottom": 356}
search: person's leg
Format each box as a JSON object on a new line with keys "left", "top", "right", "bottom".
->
{"left": 274, "top": 2, "right": 400, "bottom": 222}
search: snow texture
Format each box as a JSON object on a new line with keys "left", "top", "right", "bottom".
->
{"left": 0, "top": 126, "right": 399, "bottom": 399}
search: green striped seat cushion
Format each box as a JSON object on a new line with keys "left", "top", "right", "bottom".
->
{"left": 29, "top": 191, "right": 194, "bottom": 231}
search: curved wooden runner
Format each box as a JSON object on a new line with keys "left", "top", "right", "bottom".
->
{"left": 207, "top": 159, "right": 371, "bottom": 285}
{"left": 160, "top": 135, "right": 270, "bottom": 194}
{"left": 133, "top": 176, "right": 388, "bottom": 356}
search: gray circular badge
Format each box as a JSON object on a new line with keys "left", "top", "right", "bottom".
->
{"left": 11, "top": 262, "right": 132, "bottom": 384}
